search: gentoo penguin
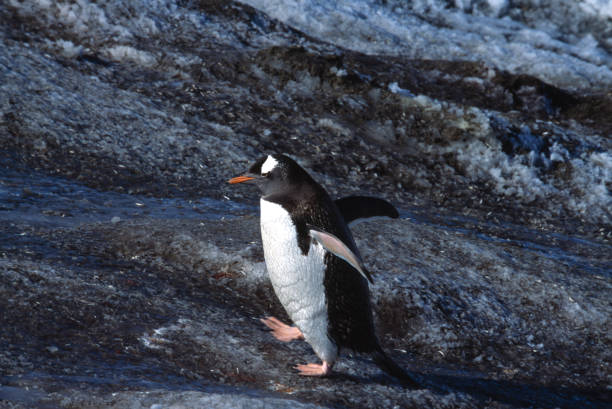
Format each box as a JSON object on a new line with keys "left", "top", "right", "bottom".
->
{"left": 229, "top": 154, "right": 418, "bottom": 386}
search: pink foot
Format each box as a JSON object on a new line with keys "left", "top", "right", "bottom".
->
{"left": 295, "top": 361, "right": 332, "bottom": 377}
{"left": 260, "top": 316, "right": 304, "bottom": 342}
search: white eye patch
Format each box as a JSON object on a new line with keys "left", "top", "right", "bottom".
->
{"left": 261, "top": 155, "right": 279, "bottom": 175}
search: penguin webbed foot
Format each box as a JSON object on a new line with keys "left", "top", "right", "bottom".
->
{"left": 294, "top": 361, "right": 332, "bottom": 377}
{"left": 260, "top": 316, "right": 304, "bottom": 342}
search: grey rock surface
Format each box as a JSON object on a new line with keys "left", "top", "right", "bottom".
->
{"left": 0, "top": 0, "right": 610, "bottom": 408}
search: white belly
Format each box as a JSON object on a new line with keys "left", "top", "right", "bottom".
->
{"left": 260, "top": 198, "right": 337, "bottom": 363}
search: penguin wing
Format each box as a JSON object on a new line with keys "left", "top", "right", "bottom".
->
{"left": 334, "top": 196, "right": 399, "bottom": 226}
{"left": 309, "top": 228, "right": 374, "bottom": 284}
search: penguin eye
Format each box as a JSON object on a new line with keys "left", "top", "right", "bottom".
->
{"left": 262, "top": 171, "right": 271, "bottom": 178}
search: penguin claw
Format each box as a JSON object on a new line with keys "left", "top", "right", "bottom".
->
{"left": 260, "top": 316, "right": 304, "bottom": 342}
{"left": 294, "top": 361, "right": 332, "bottom": 376}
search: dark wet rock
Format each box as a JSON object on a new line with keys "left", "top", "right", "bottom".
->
{"left": 0, "top": 0, "right": 611, "bottom": 407}
{"left": 1, "top": 216, "right": 610, "bottom": 407}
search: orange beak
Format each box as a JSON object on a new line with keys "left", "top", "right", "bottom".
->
{"left": 228, "top": 175, "right": 256, "bottom": 184}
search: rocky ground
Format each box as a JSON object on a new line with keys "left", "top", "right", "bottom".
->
{"left": 1, "top": 215, "right": 610, "bottom": 408}
{"left": 0, "top": 0, "right": 610, "bottom": 408}
{"left": 1, "top": 1, "right": 610, "bottom": 237}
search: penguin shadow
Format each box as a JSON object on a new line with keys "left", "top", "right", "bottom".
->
{"left": 347, "top": 353, "right": 611, "bottom": 408}
{"left": 328, "top": 364, "right": 610, "bottom": 409}
{"left": 255, "top": 320, "right": 608, "bottom": 407}
{"left": 281, "top": 349, "right": 610, "bottom": 409}
{"left": 416, "top": 371, "right": 611, "bottom": 409}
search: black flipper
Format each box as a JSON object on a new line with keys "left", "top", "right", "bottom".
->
{"left": 372, "top": 348, "right": 420, "bottom": 388}
{"left": 334, "top": 196, "right": 399, "bottom": 225}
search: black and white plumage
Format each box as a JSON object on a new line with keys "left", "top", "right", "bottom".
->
{"left": 229, "top": 154, "right": 418, "bottom": 386}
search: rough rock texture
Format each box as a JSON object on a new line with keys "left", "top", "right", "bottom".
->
{"left": 1, "top": 215, "right": 610, "bottom": 408}
{"left": 1, "top": 1, "right": 610, "bottom": 236}
{"left": 0, "top": 0, "right": 610, "bottom": 408}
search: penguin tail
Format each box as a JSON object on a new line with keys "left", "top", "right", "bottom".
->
{"left": 372, "top": 348, "right": 420, "bottom": 388}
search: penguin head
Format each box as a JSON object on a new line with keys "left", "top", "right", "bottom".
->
{"left": 229, "top": 154, "right": 313, "bottom": 196}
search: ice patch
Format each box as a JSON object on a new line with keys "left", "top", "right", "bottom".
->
{"left": 330, "top": 66, "right": 347, "bottom": 77}
{"left": 580, "top": 0, "right": 612, "bottom": 18}
{"left": 207, "top": 122, "right": 235, "bottom": 137}
{"left": 485, "top": 0, "right": 508, "bottom": 16}
{"left": 382, "top": 90, "right": 610, "bottom": 223}
{"left": 46, "top": 39, "right": 83, "bottom": 58}
{"left": 166, "top": 233, "right": 268, "bottom": 285}
{"left": 459, "top": 138, "right": 552, "bottom": 202}
{"left": 566, "top": 151, "right": 612, "bottom": 218}
{"left": 8, "top": 0, "right": 612, "bottom": 91}
{"left": 239, "top": 0, "right": 612, "bottom": 91}
{"left": 316, "top": 118, "right": 351, "bottom": 138}
{"left": 7, "top": 0, "right": 210, "bottom": 62}
{"left": 284, "top": 70, "right": 322, "bottom": 97}
{"left": 9, "top": 0, "right": 131, "bottom": 39}
{"left": 388, "top": 82, "right": 415, "bottom": 98}
{"left": 103, "top": 45, "right": 157, "bottom": 66}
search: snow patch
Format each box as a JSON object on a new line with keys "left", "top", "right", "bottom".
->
{"left": 103, "top": 45, "right": 157, "bottom": 66}
{"left": 168, "top": 233, "right": 268, "bottom": 285}
{"left": 317, "top": 118, "right": 352, "bottom": 138}
{"left": 46, "top": 39, "right": 83, "bottom": 58}
{"left": 239, "top": 0, "right": 612, "bottom": 92}
{"left": 284, "top": 70, "right": 322, "bottom": 97}
{"left": 580, "top": 0, "right": 612, "bottom": 18}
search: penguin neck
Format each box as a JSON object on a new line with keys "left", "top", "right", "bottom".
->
{"left": 262, "top": 182, "right": 321, "bottom": 206}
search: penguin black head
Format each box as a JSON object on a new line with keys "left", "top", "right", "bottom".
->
{"left": 228, "top": 154, "right": 314, "bottom": 196}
